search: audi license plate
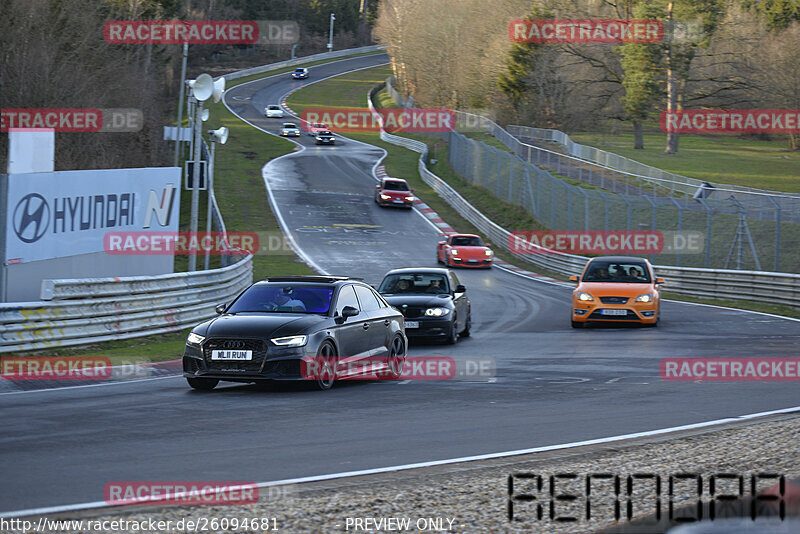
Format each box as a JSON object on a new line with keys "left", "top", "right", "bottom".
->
{"left": 601, "top": 309, "right": 628, "bottom": 316}
{"left": 211, "top": 350, "right": 253, "bottom": 360}
{"left": 405, "top": 321, "right": 419, "bottom": 329}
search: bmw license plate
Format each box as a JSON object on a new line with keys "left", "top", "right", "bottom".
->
{"left": 601, "top": 309, "right": 628, "bottom": 316}
{"left": 405, "top": 321, "right": 419, "bottom": 329}
{"left": 211, "top": 350, "right": 253, "bottom": 360}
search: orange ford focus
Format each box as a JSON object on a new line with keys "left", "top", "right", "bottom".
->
{"left": 570, "top": 256, "right": 664, "bottom": 328}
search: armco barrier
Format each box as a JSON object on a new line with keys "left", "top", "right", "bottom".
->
{"left": 0, "top": 255, "right": 252, "bottom": 353}
{"left": 368, "top": 85, "right": 800, "bottom": 307}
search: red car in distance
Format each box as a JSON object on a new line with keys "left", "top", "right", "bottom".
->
{"left": 437, "top": 234, "right": 493, "bottom": 268}
{"left": 375, "top": 178, "right": 415, "bottom": 209}
{"left": 307, "top": 122, "right": 329, "bottom": 136}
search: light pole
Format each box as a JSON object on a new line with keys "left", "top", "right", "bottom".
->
{"left": 328, "top": 13, "right": 335, "bottom": 51}
{"left": 186, "top": 74, "right": 213, "bottom": 271}
{"left": 173, "top": 42, "right": 189, "bottom": 167}
{"left": 205, "top": 127, "right": 229, "bottom": 270}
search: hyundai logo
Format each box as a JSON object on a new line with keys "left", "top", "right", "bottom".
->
{"left": 13, "top": 193, "right": 49, "bottom": 243}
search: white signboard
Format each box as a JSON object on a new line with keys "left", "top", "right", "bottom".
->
{"left": 5, "top": 168, "right": 181, "bottom": 264}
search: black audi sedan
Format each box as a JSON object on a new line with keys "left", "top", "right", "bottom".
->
{"left": 377, "top": 268, "right": 471, "bottom": 344}
{"left": 183, "top": 276, "right": 407, "bottom": 391}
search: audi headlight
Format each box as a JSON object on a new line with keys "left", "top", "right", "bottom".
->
{"left": 576, "top": 291, "right": 594, "bottom": 302}
{"left": 424, "top": 307, "right": 451, "bottom": 317}
{"left": 380, "top": 194, "right": 391, "bottom": 200}
{"left": 635, "top": 293, "right": 653, "bottom": 303}
{"left": 187, "top": 332, "right": 205, "bottom": 346}
{"left": 271, "top": 335, "right": 308, "bottom": 347}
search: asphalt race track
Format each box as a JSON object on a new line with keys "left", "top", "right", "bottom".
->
{"left": 2, "top": 54, "right": 799, "bottom": 515}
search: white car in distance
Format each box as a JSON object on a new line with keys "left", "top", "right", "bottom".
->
{"left": 265, "top": 105, "right": 284, "bottom": 118}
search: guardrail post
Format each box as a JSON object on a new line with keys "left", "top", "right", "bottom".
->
{"left": 507, "top": 152, "right": 515, "bottom": 203}
{"left": 567, "top": 184, "right": 573, "bottom": 230}
{"left": 598, "top": 191, "right": 610, "bottom": 231}
{"left": 767, "top": 196, "right": 781, "bottom": 272}
{"left": 669, "top": 197, "right": 683, "bottom": 267}
{"left": 623, "top": 196, "right": 632, "bottom": 230}
{"left": 697, "top": 198, "right": 712, "bottom": 268}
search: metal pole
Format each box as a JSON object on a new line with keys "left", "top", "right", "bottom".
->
{"left": 328, "top": 13, "right": 335, "bottom": 52}
{"left": 188, "top": 102, "right": 203, "bottom": 272}
{"left": 204, "top": 140, "right": 215, "bottom": 270}
{"left": 0, "top": 174, "right": 7, "bottom": 302}
{"left": 173, "top": 42, "right": 188, "bottom": 167}
{"left": 188, "top": 95, "right": 196, "bottom": 165}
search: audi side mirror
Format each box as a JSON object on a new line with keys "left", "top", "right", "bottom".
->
{"left": 341, "top": 306, "right": 359, "bottom": 318}
{"left": 215, "top": 303, "right": 227, "bottom": 314}
{"left": 455, "top": 284, "right": 466, "bottom": 293}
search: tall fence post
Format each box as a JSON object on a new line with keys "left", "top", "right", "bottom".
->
{"left": 767, "top": 196, "right": 781, "bottom": 272}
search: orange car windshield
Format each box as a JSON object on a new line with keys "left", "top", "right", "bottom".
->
{"left": 583, "top": 262, "right": 651, "bottom": 283}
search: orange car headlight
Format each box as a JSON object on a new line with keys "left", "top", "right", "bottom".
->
{"left": 635, "top": 293, "right": 653, "bottom": 303}
{"left": 576, "top": 291, "right": 593, "bottom": 302}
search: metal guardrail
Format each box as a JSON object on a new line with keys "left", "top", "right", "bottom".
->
{"left": 224, "top": 45, "right": 386, "bottom": 82}
{"left": 0, "top": 256, "right": 252, "bottom": 353}
{"left": 368, "top": 86, "right": 800, "bottom": 308}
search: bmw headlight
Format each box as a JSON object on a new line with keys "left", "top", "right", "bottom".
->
{"left": 424, "top": 307, "right": 451, "bottom": 317}
{"left": 576, "top": 291, "right": 594, "bottom": 302}
{"left": 316, "top": 136, "right": 323, "bottom": 140}
{"left": 405, "top": 196, "right": 415, "bottom": 201}
{"left": 187, "top": 332, "right": 205, "bottom": 346}
{"left": 380, "top": 194, "right": 391, "bottom": 200}
{"left": 271, "top": 335, "right": 308, "bottom": 347}
{"left": 635, "top": 293, "right": 653, "bottom": 303}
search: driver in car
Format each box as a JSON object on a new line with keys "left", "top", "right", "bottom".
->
{"left": 394, "top": 279, "right": 412, "bottom": 293}
{"left": 425, "top": 279, "right": 446, "bottom": 294}
{"left": 268, "top": 291, "right": 306, "bottom": 312}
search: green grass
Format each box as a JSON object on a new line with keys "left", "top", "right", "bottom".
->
{"left": 14, "top": 331, "right": 192, "bottom": 363}
{"left": 287, "top": 65, "right": 393, "bottom": 112}
{"left": 570, "top": 126, "right": 800, "bottom": 192}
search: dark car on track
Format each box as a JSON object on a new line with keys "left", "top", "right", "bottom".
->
{"left": 183, "top": 276, "right": 407, "bottom": 391}
{"left": 314, "top": 130, "right": 336, "bottom": 145}
{"left": 377, "top": 268, "right": 471, "bottom": 344}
